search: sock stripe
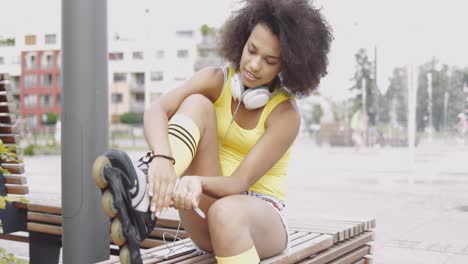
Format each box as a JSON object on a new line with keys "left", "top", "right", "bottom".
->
{"left": 168, "top": 123, "right": 197, "bottom": 150}
{"left": 168, "top": 131, "right": 194, "bottom": 158}
{"left": 168, "top": 126, "right": 196, "bottom": 155}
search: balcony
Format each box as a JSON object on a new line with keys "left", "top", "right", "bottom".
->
{"left": 129, "top": 81, "right": 145, "bottom": 92}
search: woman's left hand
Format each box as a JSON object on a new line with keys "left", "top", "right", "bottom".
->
{"left": 172, "top": 176, "right": 202, "bottom": 211}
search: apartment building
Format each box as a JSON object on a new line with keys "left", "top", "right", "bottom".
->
{"left": 1, "top": 24, "right": 215, "bottom": 126}
{"left": 0, "top": 33, "right": 61, "bottom": 128}
{"left": 108, "top": 27, "right": 200, "bottom": 122}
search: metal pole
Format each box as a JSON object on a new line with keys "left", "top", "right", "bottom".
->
{"left": 426, "top": 73, "right": 433, "bottom": 142}
{"left": 62, "top": 0, "right": 109, "bottom": 262}
{"left": 443, "top": 91, "right": 449, "bottom": 132}
{"left": 362, "top": 78, "right": 367, "bottom": 146}
{"left": 407, "top": 65, "right": 418, "bottom": 184}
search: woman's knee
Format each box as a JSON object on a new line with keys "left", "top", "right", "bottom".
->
{"left": 179, "top": 94, "right": 215, "bottom": 117}
{"left": 208, "top": 196, "right": 248, "bottom": 232}
{"left": 177, "top": 94, "right": 216, "bottom": 131}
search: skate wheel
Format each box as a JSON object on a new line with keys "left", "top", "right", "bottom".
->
{"left": 101, "top": 189, "right": 118, "bottom": 218}
{"left": 110, "top": 217, "right": 127, "bottom": 246}
{"left": 93, "top": 155, "right": 111, "bottom": 189}
{"left": 119, "top": 245, "right": 131, "bottom": 264}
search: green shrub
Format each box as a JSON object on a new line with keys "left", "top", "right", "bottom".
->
{"left": 0, "top": 247, "right": 28, "bottom": 263}
{"left": 120, "top": 112, "right": 143, "bottom": 125}
{"left": 41, "top": 112, "right": 59, "bottom": 126}
{"left": 23, "top": 144, "right": 34, "bottom": 156}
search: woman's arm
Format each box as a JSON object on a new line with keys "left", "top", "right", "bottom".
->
{"left": 201, "top": 99, "right": 301, "bottom": 198}
{"left": 144, "top": 66, "right": 224, "bottom": 215}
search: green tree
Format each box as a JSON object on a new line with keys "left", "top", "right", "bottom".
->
{"left": 416, "top": 60, "right": 466, "bottom": 131}
{"left": 349, "top": 48, "right": 378, "bottom": 124}
{"left": 379, "top": 67, "right": 408, "bottom": 127}
{"left": 42, "top": 112, "right": 58, "bottom": 125}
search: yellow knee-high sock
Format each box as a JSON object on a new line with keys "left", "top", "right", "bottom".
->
{"left": 167, "top": 114, "right": 200, "bottom": 177}
{"left": 215, "top": 246, "right": 260, "bottom": 264}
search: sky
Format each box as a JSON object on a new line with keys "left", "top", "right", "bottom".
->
{"left": 1, "top": 0, "right": 467, "bottom": 101}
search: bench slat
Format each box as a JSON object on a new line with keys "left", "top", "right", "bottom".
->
{"left": 352, "top": 259, "right": 365, "bottom": 264}
{"left": 3, "top": 175, "right": 27, "bottom": 185}
{"left": 0, "top": 134, "right": 20, "bottom": 144}
{"left": 297, "top": 232, "right": 374, "bottom": 264}
{"left": 262, "top": 234, "right": 333, "bottom": 264}
{"left": 0, "top": 233, "right": 29, "bottom": 243}
{"left": 0, "top": 125, "right": 18, "bottom": 134}
{"left": 2, "top": 163, "right": 24, "bottom": 174}
{"left": 5, "top": 185, "right": 29, "bottom": 195}
{"left": 28, "top": 203, "right": 62, "bottom": 215}
{"left": 28, "top": 211, "right": 62, "bottom": 225}
{"left": 149, "top": 227, "right": 188, "bottom": 240}
{"left": 27, "top": 222, "right": 62, "bottom": 236}
{"left": 326, "top": 245, "right": 370, "bottom": 264}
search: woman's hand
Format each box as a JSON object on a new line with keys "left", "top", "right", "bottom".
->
{"left": 172, "top": 176, "right": 202, "bottom": 211}
{"left": 147, "top": 158, "right": 177, "bottom": 217}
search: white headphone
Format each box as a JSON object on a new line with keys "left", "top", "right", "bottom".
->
{"left": 230, "top": 72, "right": 282, "bottom": 110}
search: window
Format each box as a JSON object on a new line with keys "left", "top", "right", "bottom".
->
{"left": 135, "top": 93, "right": 145, "bottom": 102}
{"left": 56, "top": 53, "right": 61, "bottom": 67}
{"left": 24, "top": 74, "right": 36, "bottom": 88}
{"left": 109, "top": 52, "right": 124, "bottom": 61}
{"left": 56, "top": 73, "right": 62, "bottom": 87}
{"left": 0, "top": 57, "right": 4, "bottom": 65}
{"left": 134, "top": 73, "right": 145, "bottom": 85}
{"left": 150, "top": 71, "right": 163, "bottom": 81}
{"left": 176, "top": 50, "right": 189, "bottom": 58}
{"left": 40, "top": 95, "right": 53, "bottom": 107}
{"left": 25, "top": 115, "right": 37, "bottom": 127}
{"left": 25, "top": 35, "right": 36, "bottom": 45}
{"left": 40, "top": 74, "right": 53, "bottom": 87}
{"left": 132, "top": 52, "right": 144, "bottom": 60}
{"left": 176, "top": 30, "right": 194, "bottom": 38}
{"left": 113, "top": 73, "right": 126, "bottom": 83}
{"left": 111, "top": 93, "right": 123, "bottom": 103}
{"left": 41, "top": 53, "right": 54, "bottom": 69}
{"left": 45, "top": 34, "right": 57, "bottom": 45}
{"left": 155, "top": 50, "right": 165, "bottom": 59}
{"left": 25, "top": 52, "right": 37, "bottom": 69}
{"left": 24, "top": 95, "right": 37, "bottom": 107}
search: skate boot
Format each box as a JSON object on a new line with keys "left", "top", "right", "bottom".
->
{"left": 92, "top": 149, "right": 156, "bottom": 264}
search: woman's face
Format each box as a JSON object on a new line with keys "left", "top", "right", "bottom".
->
{"left": 239, "top": 23, "right": 282, "bottom": 89}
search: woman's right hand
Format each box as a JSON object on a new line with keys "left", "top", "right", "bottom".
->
{"left": 147, "top": 157, "right": 177, "bottom": 217}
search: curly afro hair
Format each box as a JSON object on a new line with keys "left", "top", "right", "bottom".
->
{"left": 220, "top": 0, "right": 333, "bottom": 96}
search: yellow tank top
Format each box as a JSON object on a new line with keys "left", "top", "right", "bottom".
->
{"left": 214, "top": 66, "right": 294, "bottom": 201}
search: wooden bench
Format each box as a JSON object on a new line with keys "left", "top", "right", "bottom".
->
{"left": 0, "top": 74, "right": 377, "bottom": 263}
{"left": 0, "top": 73, "right": 28, "bottom": 236}
{"left": 97, "top": 213, "right": 375, "bottom": 264}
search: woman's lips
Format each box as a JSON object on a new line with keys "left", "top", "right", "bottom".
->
{"left": 243, "top": 69, "right": 259, "bottom": 82}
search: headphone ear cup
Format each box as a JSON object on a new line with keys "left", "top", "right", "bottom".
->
{"left": 242, "top": 87, "right": 271, "bottom": 110}
{"left": 230, "top": 73, "right": 244, "bottom": 101}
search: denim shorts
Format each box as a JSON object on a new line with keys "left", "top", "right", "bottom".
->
{"left": 243, "top": 191, "right": 290, "bottom": 253}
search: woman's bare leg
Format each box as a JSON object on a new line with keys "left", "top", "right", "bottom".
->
{"left": 208, "top": 195, "right": 287, "bottom": 259}
{"left": 169, "top": 94, "right": 221, "bottom": 251}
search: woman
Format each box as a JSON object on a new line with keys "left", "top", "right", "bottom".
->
{"left": 93, "top": 0, "right": 332, "bottom": 263}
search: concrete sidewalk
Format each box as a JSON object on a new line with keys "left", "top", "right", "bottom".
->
{"left": 1, "top": 137, "right": 467, "bottom": 263}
